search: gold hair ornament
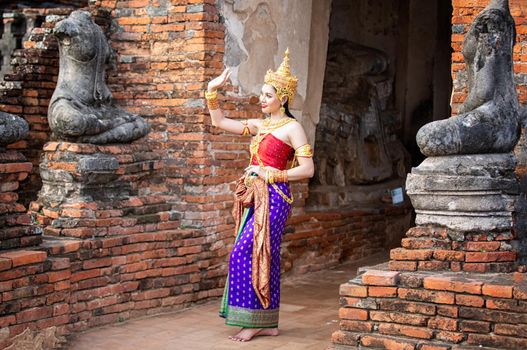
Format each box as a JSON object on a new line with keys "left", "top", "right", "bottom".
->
{"left": 264, "top": 48, "right": 298, "bottom": 104}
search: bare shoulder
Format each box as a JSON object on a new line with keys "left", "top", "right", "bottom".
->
{"left": 287, "top": 120, "right": 306, "bottom": 134}
{"left": 286, "top": 120, "right": 308, "bottom": 147}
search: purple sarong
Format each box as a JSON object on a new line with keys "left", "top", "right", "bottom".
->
{"left": 219, "top": 182, "right": 291, "bottom": 328}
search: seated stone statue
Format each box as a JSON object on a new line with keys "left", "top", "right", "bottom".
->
{"left": 416, "top": 0, "right": 519, "bottom": 156}
{"left": 49, "top": 10, "right": 149, "bottom": 144}
{"left": 0, "top": 111, "right": 29, "bottom": 146}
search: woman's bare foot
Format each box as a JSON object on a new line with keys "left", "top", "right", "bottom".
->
{"left": 228, "top": 327, "right": 279, "bottom": 342}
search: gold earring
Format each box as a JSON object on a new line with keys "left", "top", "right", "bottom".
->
{"left": 280, "top": 105, "right": 285, "bottom": 115}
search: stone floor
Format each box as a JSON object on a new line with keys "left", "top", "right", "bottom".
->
{"left": 65, "top": 254, "right": 387, "bottom": 350}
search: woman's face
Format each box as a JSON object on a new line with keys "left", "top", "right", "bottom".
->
{"left": 259, "top": 84, "right": 282, "bottom": 114}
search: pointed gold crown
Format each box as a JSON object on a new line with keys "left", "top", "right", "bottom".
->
{"left": 264, "top": 48, "right": 298, "bottom": 103}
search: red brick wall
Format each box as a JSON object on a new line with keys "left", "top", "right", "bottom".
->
{"left": 0, "top": 1, "right": 409, "bottom": 345}
{"left": 331, "top": 269, "right": 527, "bottom": 350}
{"left": 451, "top": 0, "right": 527, "bottom": 113}
{"left": 0, "top": 8, "right": 69, "bottom": 206}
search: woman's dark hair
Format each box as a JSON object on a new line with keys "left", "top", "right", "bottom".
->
{"left": 283, "top": 100, "right": 295, "bottom": 119}
{"left": 269, "top": 85, "right": 295, "bottom": 119}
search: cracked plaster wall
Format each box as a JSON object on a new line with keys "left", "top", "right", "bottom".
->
{"left": 219, "top": 0, "right": 331, "bottom": 144}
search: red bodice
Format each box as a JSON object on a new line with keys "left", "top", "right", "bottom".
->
{"left": 251, "top": 133, "right": 294, "bottom": 170}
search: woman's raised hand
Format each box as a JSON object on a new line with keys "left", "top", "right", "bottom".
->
{"left": 208, "top": 68, "right": 231, "bottom": 92}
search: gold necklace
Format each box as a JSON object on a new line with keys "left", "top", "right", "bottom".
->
{"left": 259, "top": 117, "right": 293, "bottom": 134}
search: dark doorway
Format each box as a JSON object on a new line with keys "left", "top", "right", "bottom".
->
{"left": 308, "top": 0, "right": 452, "bottom": 212}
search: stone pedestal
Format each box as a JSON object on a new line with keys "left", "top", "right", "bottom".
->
{"left": 389, "top": 154, "right": 520, "bottom": 274}
{"left": 407, "top": 154, "right": 518, "bottom": 232}
{"left": 30, "top": 142, "right": 178, "bottom": 238}
{"left": 0, "top": 150, "right": 40, "bottom": 249}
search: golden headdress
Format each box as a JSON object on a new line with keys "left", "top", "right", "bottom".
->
{"left": 264, "top": 48, "right": 298, "bottom": 104}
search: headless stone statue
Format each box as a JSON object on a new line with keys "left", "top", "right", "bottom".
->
{"left": 48, "top": 11, "right": 149, "bottom": 144}
{"left": 0, "top": 111, "right": 29, "bottom": 146}
{"left": 315, "top": 40, "right": 404, "bottom": 185}
{"left": 416, "top": 0, "right": 519, "bottom": 156}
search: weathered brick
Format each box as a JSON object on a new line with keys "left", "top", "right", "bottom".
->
{"left": 391, "top": 248, "right": 434, "bottom": 261}
{"left": 423, "top": 275, "right": 482, "bottom": 294}
{"left": 339, "top": 320, "right": 373, "bottom": 332}
{"left": 401, "top": 238, "right": 450, "bottom": 250}
{"left": 435, "top": 331, "right": 465, "bottom": 343}
{"left": 465, "top": 251, "right": 516, "bottom": 263}
{"left": 331, "top": 330, "right": 360, "bottom": 346}
{"left": 16, "top": 306, "right": 53, "bottom": 323}
{"left": 378, "top": 299, "right": 436, "bottom": 315}
{"left": 459, "top": 307, "right": 527, "bottom": 323}
{"left": 378, "top": 322, "right": 434, "bottom": 339}
{"left": 340, "top": 283, "right": 368, "bottom": 297}
{"left": 494, "top": 323, "right": 527, "bottom": 337}
{"left": 486, "top": 298, "right": 518, "bottom": 310}
{"left": 362, "top": 270, "right": 400, "bottom": 286}
{"left": 433, "top": 250, "right": 465, "bottom": 261}
{"left": 370, "top": 311, "right": 429, "bottom": 326}
{"left": 466, "top": 333, "right": 527, "bottom": 349}
{"left": 0, "top": 250, "right": 47, "bottom": 267}
{"left": 455, "top": 294, "right": 484, "bottom": 307}
{"left": 465, "top": 241, "right": 501, "bottom": 251}
{"left": 482, "top": 284, "right": 513, "bottom": 298}
{"left": 428, "top": 316, "right": 458, "bottom": 331}
{"left": 459, "top": 320, "right": 491, "bottom": 333}
{"left": 361, "top": 334, "right": 417, "bottom": 350}
{"left": 389, "top": 260, "right": 417, "bottom": 271}
{"left": 368, "top": 286, "right": 398, "bottom": 298}
{"left": 420, "top": 345, "right": 450, "bottom": 350}
{"left": 514, "top": 285, "right": 527, "bottom": 300}
{"left": 436, "top": 305, "right": 458, "bottom": 318}
{"left": 339, "top": 308, "right": 368, "bottom": 321}
{"left": 418, "top": 261, "right": 450, "bottom": 271}
{"left": 340, "top": 297, "right": 377, "bottom": 309}
{"left": 398, "top": 288, "right": 455, "bottom": 304}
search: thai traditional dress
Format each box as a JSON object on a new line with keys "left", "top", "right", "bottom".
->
{"left": 219, "top": 128, "right": 295, "bottom": 329}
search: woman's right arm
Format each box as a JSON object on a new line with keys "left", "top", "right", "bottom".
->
{"left": 207, "top": 68, "right": 259, "bottom": 135}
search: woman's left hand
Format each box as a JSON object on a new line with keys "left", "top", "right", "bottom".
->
{"left": 244, "top": 165, "right": 265, "bottom": 179}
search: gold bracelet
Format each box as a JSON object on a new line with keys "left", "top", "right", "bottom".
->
{"left": 205, "top": 90, "right": 219, "bottom": 110}
{"left": 207, "top": 99, "right": 219, "bottom": 110}
{"left": 205, "top": 90, "right": 217, "bottom": 99}
{"left": 274, "top": 170, "right": 288, "bottom": 183}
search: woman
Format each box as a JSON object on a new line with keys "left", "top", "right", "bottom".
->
{"left": 205, "top": 49, "right": 314, "bottom": 342}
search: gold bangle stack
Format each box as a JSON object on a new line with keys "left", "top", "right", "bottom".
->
{"left": 265, "top": 169, "right": 288, "bottom": 184}
{"left": 265, "top": 169, "right": 273, "bottom": 184}
{"left": 274, "top": 170, "right": 288, "bottom": 183}
{"left": 205, "top": 90, "right": 219, "bottom": 110}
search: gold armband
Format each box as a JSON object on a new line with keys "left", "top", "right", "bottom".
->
{"left": 295, "top": 144, "right": 313, "bottom": 158}
{"left": 241, "top": 120, "right": 250, "bottom": 136}
{"left": 205, "top": 90, "right": 219, "bottom": 110}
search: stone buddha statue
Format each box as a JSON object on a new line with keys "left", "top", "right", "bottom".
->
{"left": 48, "top": 10, "right": 149, "bottom": 144}
{"left": 416, "top": 0, "right": 519, "bottom": 156}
